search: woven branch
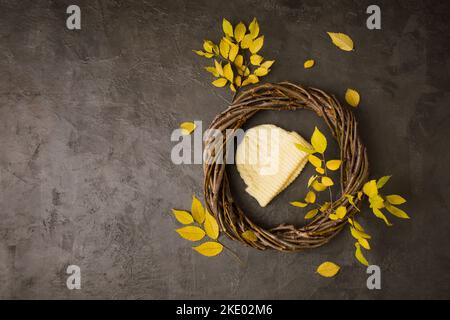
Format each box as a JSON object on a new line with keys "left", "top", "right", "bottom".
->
{"left": 203, "top": 82, "right": 369, "bottom": 251}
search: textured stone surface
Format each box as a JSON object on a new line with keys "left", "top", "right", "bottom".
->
{"left": 0, "top": 0, "right": 449, "bottom": 299}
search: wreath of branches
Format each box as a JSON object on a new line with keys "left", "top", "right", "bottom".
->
{"left": 203, "top": 82, "right": 369, "bottom": 251}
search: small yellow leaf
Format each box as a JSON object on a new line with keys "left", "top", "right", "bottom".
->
{"left": 249, "top": 17, "right": 259, "bottom": 39}
{"left": 311, "top": 127, "right": 327, "bottom": 154}
{"left": 357, "top": 191, "right": 363, "bottom": 200}
{"left": 363, "top": 180, "right": 378, "bottom": 198}
{"left": 235, "top": 75, "right": 242, "bottom": 87}
{"left": 290, "top": 201, "right": 308, "bottom": 208}
{"left": 176, "top": 226, "right": 205, "bottom": 242}
{"left": 385, "top": 203, "right": 410, "bottom": 219}
{"left": 350, "top": 226, "right": 371, "bottom": 240}
{"left": 254, "top": 67, "right": 269, "bottom": 76}
{"left": 358, "top": 237, "right": 371, "bottom": 250}
{"left": 376, "top": 175, "right": 391, "bottom": 188}
{"left": 241, "top": 230, "right": 257, "bottom": 242}
{"left": 234, "top": 22, "right": 246, "bottom": 42}
{"left": 213, "top": 44, "right": 219, "bottom": 55}
{"left": 354, "top": 242, "right": 369, "bottom": 266}
{"left": 205, "top": 66, "right": 219, "bottom": 77}
{"left": 219, "top": 39, "right": 230, "bottom": 59}
{"left": 244, "top": 67, "right": 250, "bottom": 76}
{"left": 327, "top": 32, "right": 354, "bottom": 51}
{"left": 223, "top": 63, "right": 234, "bottom": 82}
{"left": 240, "top": 34, "right": 253, "bottom": 49}
{"left": 191, "top": 195, "right": 205, "bottom": 223}
{"left": 305, "top": 191, "right": 316, "bottom": 204}
{"left": 329, "top": 213, "right": 338, "bottom": 220}
{"left": 312, "top": 181, "right": 327, "bottom": 192}
{"left": 372, "top": 208, "right": 392, "bottom": 226}
{"left": 326, "top": 160, "right": 342, "bottom": 171}
{"left": 179, "top": 122, "right": 196, "bottom": 135}
{"left": 336, "top": 206, "right": 347, "bottom": 219}
{"left": 321, "top": 176, "right": 334, "bottom": 187}
{"left": 204, "top": 211, "right": 219, "bottom": 239}
{"left": 345, "top": 194, "right": 360, "bottom": 211}
{"left": 229, "top": 83, "right": 236, "bottom": 92}
{"left": 316, "top": 167, "right": 325, "bottom": 174}
{"left": 234, "top": 55, "right": 244, "bottom": 68}
{"left": 249, "top": 35, "right": 264, "bottom": 54}
{"left": 386, "top": 195, "right": 406, "bottom": 205}
{"left": 369, "top": 194, "right": 385, "bottom": 209}
{"left": 193, "top": 50, "right": 205, "bottom": 57}
{"left": 228, "top": 43, "right": 239, "bottom": 62}
{"left": 214, "top": 60, "right": 223, "bottom": 76}
{"left": 349, "top": 219, "right": 365, "bottom": 232}
{"left": 203, "top": 40, "right": 214, "bottom": 53}
{"left": 307, "top": 175, "right": 318, "bottom": 188}
{"left": 295, "top": 143, "right": 315, "bottom": 154}
{"left": 304, "top": 59, "right": 315, "bottom": 69}
{"left": 317, "top": 261, "right": 340, "bottom": 278}
{"left": 204, "top": 52, "right": 214, "bottom": 58}
{"left": 308, "top": 154, "right": 322, "bottom": 168}
{"left": 242, "top": 74, "right": 259, "bottom": 86}
{"left": 345, "top": 88, "right": 360, "bottom": 108}
{"left": 193, "top": 241, "right": 223, "bottom": 257}
{"left": 172, "top": 209, "right": 194, "bottom": 225}
{"left": 212, "top": 78, "right": 228, "bottom": 87}
{"left": 250, "top": 54, "right": 263, "bottom": 66}
{"left": 305, "top": 209, "right": 319, "bottom": 220}
{"left": 320, "top": 202, "right": 331, "bottom": 212}
{"left": 260, "top": 60, "right": 275, "bottom": 69}
{"left": 222, "top": 18, "right": 234, "bottom": 37}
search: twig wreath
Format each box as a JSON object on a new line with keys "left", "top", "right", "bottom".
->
{"left": 203, "top": 82, "right": 368, "bottom": 251}
{"left": 172, "top": 17, "right": 409, "bottom": 276}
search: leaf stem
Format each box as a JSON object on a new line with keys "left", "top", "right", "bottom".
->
{"left": 219, "top": 241, "right": 245, "bottom": 266}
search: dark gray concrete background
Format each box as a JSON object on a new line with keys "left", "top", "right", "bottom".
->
{"left": 0, "top": 0, "right": 449, "bottom": 299}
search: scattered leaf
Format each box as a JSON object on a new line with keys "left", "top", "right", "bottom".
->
{"left": 180, "top": 122, "right": 196, "bottom": 135}
{"left": 191, "top": 195, "right": 205, "bottom": 223}
{"left": 307, "top": 175, "right": 318, "bottom": 188}
{"left": 345, "top": 88, "right": 360, "bottom": 107}
{"left": 386, "top": 195, "right": 406, "bottom": 205}
{"left": 229, "top": 83, "right": 236, "bottom": 92}
{"left": 242, "top": 230, "right": 257, "bottom": 242}
{"left": 304, "top": 59, "right": 315, "bottom": 69}
{"left": 204, "top": 211, "right": 219, "bottom": 239}
{"left": 305, "top": 191, "right": 316, "bottom": 204}
{"left": 317, "top": 262, "right": 340, "bottom": 278}
{"left": 249, "top": 35, "right": 264, "bottom": 54}
{"left": 358, "top": 237, "right": 371, "bottom": 250}
{"left": 295, "top": 143, "right": 315, "bottom": 154}
{"left": 326, "top": 160, "right": 342, "bottom": 171}
{"left": 254, "top": 67, "right": 269, "bottom": 76}
{"left": 357, "top": 191, "right": 363, "bottom": 200}
{"left": 329, "top": 213, "right": 338, "bottom": 220}
{"left": 205, "top": 66, "right": 219, "bottom": 77}
{"left": 316, "top": 167, "right": 325, "bottom": 175}
{"left": 312, "top": 181, "right": 327, "bottom": 192}
{"left": 176, "top": 226, "right": 206, "bottom": 242}
{"left": 308, "top": 154, "right": 322, "bottom": 168}
{"left": 212, "top": 78, "right": 228, "bottom": 87}
{"left": 193, "top": 241, "right": 223, "bottom": 257}
{"left": 249, "top": 17, "right": 259, "bottom": 39}
{"left": 385, "top": 203, "right": 410, "bottom": 219}
{"left": 350, "top": 226, "right": 371, "bottom": 240}
{"left": 336, "top": 206, "right": 347, "bottom": 219}
{"left": 222, "top": 18, "right": 234, "bottom": 37}
{"left": 311, "top": 127, "right": 327, "bottom": 154}
{"left": 327, "top": 32, "right": 354, "bottom": 51}
{"left": 320, "top": 202, "right": 331, "bottom": 212}
{"left": 376, "top": 175, "right": 391, "bottom": 188}
{"left": 354, "top": 242, "right": 369, "bottom": 266}
{"left": 214, "top": 60, "right": 224, "bottom": 76}
{"left": 348, "top": 218, "right": 364, "bottom": 232}
{"left": 172, "top": 209, "right": 194, "bottom": 225}
{"left": 260, "top": 60, "right": 275, "bottom": 69}
{"left": 234, "top": 22, "right": 246, "bottom": 42}
{"left": 321, "top": 176, "right": 334, "bottom": 187}
{"left": 305, "top": 209, "right": 319, "bottom": 219}
{"left": 372, "top": 207, "right": 392, "bottom": 226}
{"left": 203, "top": 40, "right": 214, "bottom": 53}
{"left": 290, "top": 201, "right": 308, "bottom": 208}
{"left": 363, "top": 180, "right": 378, "bottom": 198}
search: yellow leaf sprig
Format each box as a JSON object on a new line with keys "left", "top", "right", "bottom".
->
{"left": 194, "top": 18, "right": 275, "bottom": 93}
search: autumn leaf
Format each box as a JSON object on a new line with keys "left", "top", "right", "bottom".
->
{"left": 204, "top": 211, "right": 219, "bottom": 239}
{"left": 354, "top": 242, "right": 369, "bottom": 266}
{"left": 345, "top": 89, "right": 360, "bottom": 107}
{"left": 205, "top": 66, "right": 219, "bottom": 77}
{"left": 172, "top": 209, "right": 194, "bottom": 225}
{"left": 228, "top": 43, "right": 239, "bottom": 62}
{"left": 191, "top": 195, "right": 205, "bottom": 223}
{"left": 254, "top": 67, "right": 269, "bottom": 76}
{"left": 305, "top": 191, "right": 316, "bottom": 204}
{"left": 234, "top": 55, "right": 244, "bottom": 68}
{"left": 214, "top": 60, "right": 224, "bottom": 76}
{"left": 176, "top": 226, "right": 205, "bottom": 241}
{"left": 230, "top": 83, "right": 236, "bottom": 92}
{"left": 242, "top": 230, "right": 257, "bottom": 242}
{"left": 385, "top": 203, "right": 410, "bottom": 219}
{"left": 386, "top": 195, "right": 406, "bottom": 205}
{"left": 363, "top": 180, "right": 378, "bottom": 198}
{"left": 260, "top": 60, "right": 275, "bottom": 69}
{"left": 222, "top": 18, "right": 233, "bottom": 37}
{"left": 321, "top": 176, "right": 334, "bottom": 187}
{"left": 327, "top": 32, "right": 354, "bottom": 51}
{"left": 212, "top": 78, "right": 228, "bottom": 87}
{"left": 219, "top": 38, "right": 230, "bottom": 59}
{"left": 372, "top": 207, "right": 392, "bottom": 226}
{"left": 290, "top": 201, "right": 308, "bottom": 208}
{"left": 307, "top": 175, "right": 318, "bottom": 188}
{"left": 305, "top": 209, "right": 319, "bottom": 219}
{"left": 345, "top": 194, "right": 360, "bottom": 211}
{"left": 249, "top": 35, "right": 264, "bottom": 54}
{"left": 311, "top": 127, "right": 327, "bottom": 154}
{"left": 223, "top": 63, "right": 234, "bottom": 82}
{"left": 203, "top": 40, "right": 214, "bottom": 53}
{"left": 316, "top": 167, "right": 325, "bottom": 175}
{"left": 240, "top": 34, "right": 253, "bottom": 49}
{"left": 348, "top": 218, "right": 364, "bottom": 232}
{"left": 319, "top": 202, "right": 330, "bottom": 212}
{"left": 376, "top": 175, "right": 391, "bottom": 188}
{"left": 350, "top": 226, "right": 371, "bottom": 240}
{"left": 336, "top": 206, "right": 347, "bottom": 219}
{"left": 234, "top": 22, "right": 246, "bottom": 42}
{"left": 312, "top": 181, "right": 327, "bottom": 192}
{"left": 249, "top": 17, "right": 259, "bottom": 39}
{"left": 308, "top": 154, "right": 322, "bottom": 168}
{"left": 326, "top": 160, "right": 342, "bottom": 171}
{"left": 304, "top": 59, "right": 315, "bottom": 69}
{"left": 193, "top": 241, "right": 223, "bottom": 257}
{"left": 358, "top": 237, "right": 371, "bottom": 250}
{"left": 250, "top": 54, "right": 263, "bottom": 66}
{"left": 180, "top": 122, "right": 196, "bottom": 135}
{"left": 295, "top": 143, "right": 315, "bottom": 154}
{"left": 317, "top": 262, "right": 340, "bottom": 278}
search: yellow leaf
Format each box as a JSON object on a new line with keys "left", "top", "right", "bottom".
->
{"left": 307, "top": 175, "right": 317, "bottom": 188}
{"left": 329, "top": 213, "right": 338, "bottom": 220}
{"left": 316, "top": 167, "right": 325, "bottom": 174}
{"left": 234, "top": 22, "right": 246, "bottom": 42}
{"left": 254, "top": 67, "right": 269, "bottom": 77}
{"left": 172, "top": 209, "right": 194, "bottom": 224}
{"left": 385, "top": 203, "right": 410, "bottom": 219}
{"left": 204, "top": 211, "right": 219, "bottom": 239}
{"left": 295, "top": 143, "right": 315, "bottom": 154}
{"left": 229, "top": 83, "right": 236, "bottom": 92}
{"left": 386, "top": 195, "right": 406, "bottom": 205}
{"left": 327, "top": 32, "right": 354, "bottom": 51}
{"left": 235, "top": 76, "right": 242, "bottom": 87}
{"left": 223, "top": 63, "right": 234, "bottom": 82}
{"left": 290, "top": 201, "right": 308, "bottom": 208}
{"left": 205, "top": 66, "right": 219, "bottom": 77}
{"left": 363, "top": 180, "right": 378, "bottom": 198}
{"left": 219, "top": 39, "right": 230, "bottom": 59}
{"left": 305, "top": 191, "right": 316, "bottom": 204}
{"left": 203, "top": 40, "right": 214, "bottom": 53}
{"left": 308, "top": 154, "right": 322, "bottom": 168}
{"left": 354, "top": 242, "right": 369, "bottom": 266}
{"left": 336, "top": 206, "right": 347, "bottom": 219}
{"left": 204, "top": 53, "right": 214, "bottom": 58}
{"left": 176, "top": 226, "right": 205, "bottom": 241}
{"left": 312, "top": 180, "right": 327, "bottom": 192}
{"left": 305, "top": 209, "right": 319, "bottom": 220}
{"left": 222, "top": 18, "right": 233, "bottom": 37}
{"left": 193, "top": 241, "right": 223, "bottom": 257}
{"left": 345, "top": 88, "right": 360, "bottom": 108}
{"left": 213, "top": 44, "right": 219, "bottom": 55}
{"left": 240, "top": 34, "right": 253, "bottom": 49}
{"left": 249, "top": 17, "right": 259, "bottom": 39}
{"left": 214, "top": 60, "right": 223, "bottom": 76}
{"left": 372, "top": 208, "right": 392, "bottom": 226}
{"left": 179, "top": 122, "right": 196, "bottom": 135}
{"left": 376, "top": 175, "right": 391, "bottom": 188}
{"left": 241, "top": 230, "right": 257, "bottom": 242}
{"left": 369, "top": 194, "right": 385, "bottom": 209}
{"left": 311, "top": 127, "right": 327, "bottom": 154}
{"left": 326, "top": 160, "right": 342, "bottom": 171}
{"left": 250, "top": 54, "right": 263, "bottom": 66}
{"left": 191, "top": 195, "right": 205, "bottom": 223}
{"left": 244, "top": 67, "right": 250, "bottom": 76}
{"left": 193, "top": 50, "right": 206, "bottom": 56}
{"left": 242, "top": 74, "right": 259, "bottom": 86}
{"left": 228, "top": 44, "right": 239, "bottom": 62}
{"left": 249, "top": 35, "right": 264, "bottom": 54}
{"left": 320, "top": 202, "right": 330, "bottom": 212}
{"left": 316, "top": 261, "right": 340, "bottom": 278}
{"left": 260, "top": 60, "right": 275, "bottom": 69}
{"left": 321, "top": 176, "right": 334, "bottom": 187}
{"left": 304, "top": 59, "right": 315, "bottom": 69}
{"left": 349, "top": 218, "right": 365, "bottom": 232}
{"left": 350, "top": 226, "right": 371, "bottom": 240}
{"left": 345, "top": 194, "right": 360, "bottom": 211}
{"left": 357, "top": 191, "right": 363, "bottom": 200}
{"left": 234, "top": 55, "right": 244, "bottom": 68}
{"left": 212, "top": 78, "right": 228, "bottom": 87}
{"left": 358, "top": 237, "right": 371, "bottom": 250}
